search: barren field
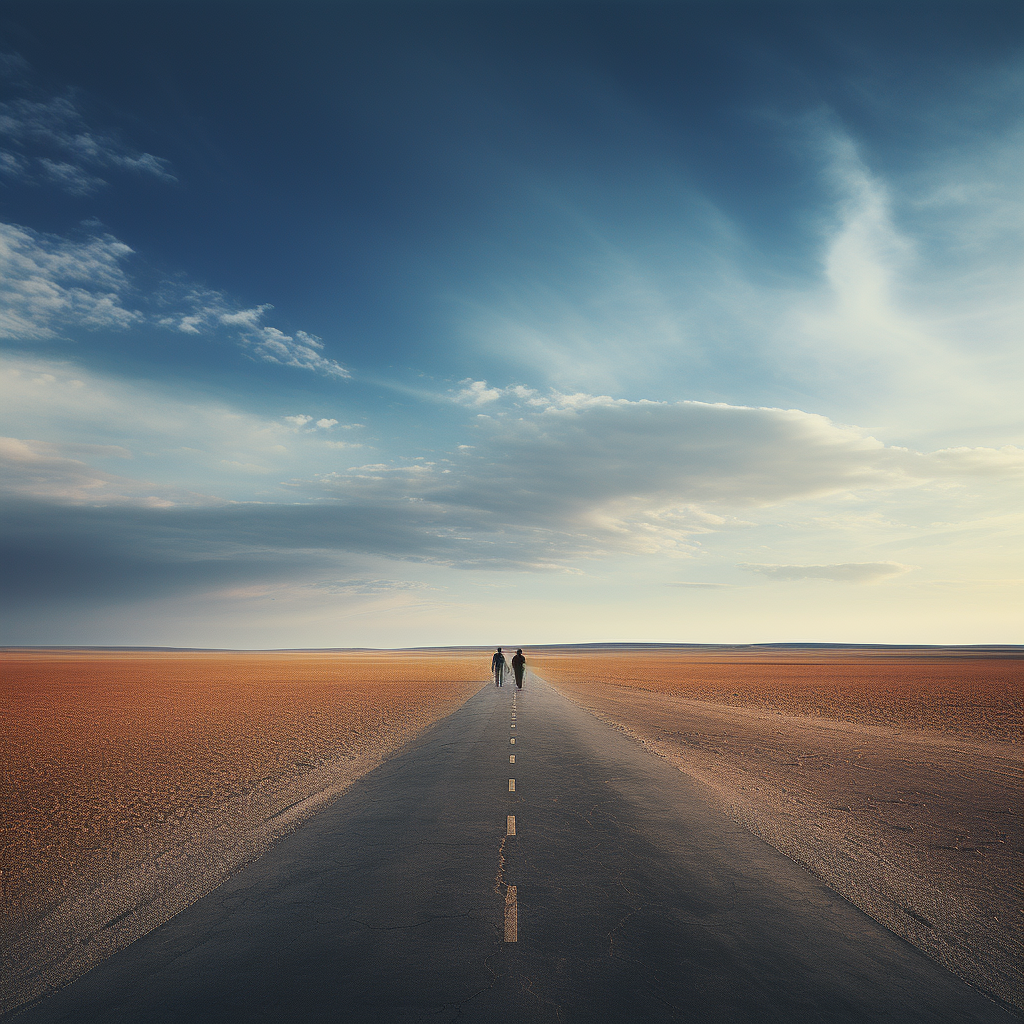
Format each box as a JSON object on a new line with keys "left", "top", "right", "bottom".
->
{"left": 0, "top": 649, "right": 485, "bottom": 1015}
{"left": 531, "top": 647, "right": 1023, "bottom": 1013}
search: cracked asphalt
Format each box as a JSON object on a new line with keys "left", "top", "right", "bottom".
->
{"left": 11, "top": 676, "right": 1017, "bottom": 1023}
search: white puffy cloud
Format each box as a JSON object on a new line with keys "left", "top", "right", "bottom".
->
{"left": 0, "top": 68, "right": 346, "bottom": 376}
{"left": 284, "top": 415, "right": 342, "bottom": 431}
{"left": 454, "top": 379, "right": 536, "bottom": 406}
{"left": 160, "top": 287, "right": 350, "bottom": 378}
{"left": 0, "top": 222, "right": 140, "bottom": 339}
{"left": 739, "top": 562, "right": 914, "bottom": 584}
{"left": 455, "top": 379, "right": 504, "bottom": 404}
{"left": 0, "top": 220, "right": 350, "bottom": 377}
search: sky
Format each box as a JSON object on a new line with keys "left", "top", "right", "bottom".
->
{"left": 1, "top": 0, "right": 1021, "bottom": 648}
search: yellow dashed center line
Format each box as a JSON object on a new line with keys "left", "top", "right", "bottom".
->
{"left": 504, "top": 885, "right": 518, "bottom": 942}
{"left": 503, "top": 694, "right": 520, "bottom": 942}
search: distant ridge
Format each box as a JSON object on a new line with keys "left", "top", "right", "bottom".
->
{"left": 3, "top": 643, "right": 1022, "bottom": 657}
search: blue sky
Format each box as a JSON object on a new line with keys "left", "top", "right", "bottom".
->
{"left": 1, "top": 0, "right": 1021, "bottom": 647}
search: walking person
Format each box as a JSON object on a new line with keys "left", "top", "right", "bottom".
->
{"left": 511, "top": 648, "right": 526, "bottom": 689}
{"left": 491, "top": 647, "right": 507, "bottom": 686}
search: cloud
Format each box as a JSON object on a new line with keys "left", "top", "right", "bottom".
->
{"left": 0, "top": 354, "right": 347, "bottom": 497}
{"left": 740, "top": 561, "right": 914, "bottom": 583}
{"left": 0, "top": 222, "right": 141, "bottom": 339}
{"left": 457, "top": 114, "right": 1024, "bottom": 443}
{"left": 284, "top": 415, "right": 343, "bottom": 431}
{"left": 0, "top": 52, "right": 30, "bottom": 80}
{"left": 0, "top": 499, "right": 332, "bottom": 607}
{"left": 37, "top": 157, "right": 106, "bottom": 195}
{"left": 292, "top": 389, "right": 1023, "bottom": 564}
{"left": 0, "top": 436, "right": 207, "bottom": 507}
{"left": 454, "top": 379, "right": 536, "bottom": 406}
{"left": 667, "top": 582, "right": 731, "bottom": 589}
{"left": 0, "top": 64, "right": 344, "bottom": 376}
{"left": 1, "top": 365, "right": 1018, "bottom": 609}
{"left": 0, "top": 221, "right": 349, "bottom": 377}
{"left": 0, "top": 94, "right": 175, "bottom": 192}
{"left": 159, "top": 287, "right": 350, "bottom": 377}
{"left": 310, "top": 579, "right": 435, "bottom": 595}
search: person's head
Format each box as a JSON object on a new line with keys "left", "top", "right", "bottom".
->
{"left": 496, "top": 647, "right": 502, "bottom": 652}
{"left": 517, "top": 648, "right": 522, "bottom": 655}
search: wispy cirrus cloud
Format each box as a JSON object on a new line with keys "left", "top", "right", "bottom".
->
{"left": 0, "top": 93, "right": 175, "bottom": 193}
{"left": 310, "top": 579, "right": 436, "bottom": 595}
{"left": 0, "top": 354, "right": 353, "bottom": 497}
{"left": 0, "top": 436, "right": 212, "bottom": 507}
{"left": 459, "top": 113, "right": 1024, "bottom": 444}
{"left": 667, "top": 582, "right": 732, "bottom": 589}
{"left": 740, "top": 561, "right": 915, "bottom": 584}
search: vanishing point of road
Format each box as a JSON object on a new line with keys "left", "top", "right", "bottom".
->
{"left": 11, "top": 676, "right": 1017, "bottom": 1022}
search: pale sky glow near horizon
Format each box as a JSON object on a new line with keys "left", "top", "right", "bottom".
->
{"left": 1, "top": 0, "right": 1022, "bottom": 648}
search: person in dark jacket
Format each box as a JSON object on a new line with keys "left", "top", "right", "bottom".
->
{"left": 491, "top": 647, "right": 507, "bottom": 686}
{"left": 511, "top": 649, "right": 526, "bottom": 688}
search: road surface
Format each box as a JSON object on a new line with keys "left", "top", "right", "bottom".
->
{"left": 10, "top": 676, "right": 1017, "bottom": 1022}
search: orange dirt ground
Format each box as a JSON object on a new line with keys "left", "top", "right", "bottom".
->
{"left": 0, "top": 649, "right": 485, "bottom": 1015}
{"left": 531, "top": 648, "right": 1023, "bottom": 1012}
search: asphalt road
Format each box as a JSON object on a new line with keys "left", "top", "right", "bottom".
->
{"left": 11, "top": 676, "right": 1017, "bottom": 1023}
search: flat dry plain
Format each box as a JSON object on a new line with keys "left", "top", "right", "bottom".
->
{"left": 0, "top": 649, "right": 485, "bottom": 1016}
{"left": 531, "top": 646, "right": 1023, "bottom": 1013}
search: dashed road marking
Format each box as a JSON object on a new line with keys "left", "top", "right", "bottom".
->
{"left": 509, "top": 779, "right": 515, "bottom": 791}
{"left": 507, "top": 814, "right": 516, "bottom": 835}
{"left": 510, "top": 737, "right": 516, "bottom": 744}
{"left": 510, "top": 754, "right": 515, "bottom": 763}
{"left": 504, "top": 885, "right": 518, "bottom": 942}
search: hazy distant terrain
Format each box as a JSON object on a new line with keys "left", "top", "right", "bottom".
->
{"left": 532, "top": 646, "right": 1023, "bottom": 1011}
